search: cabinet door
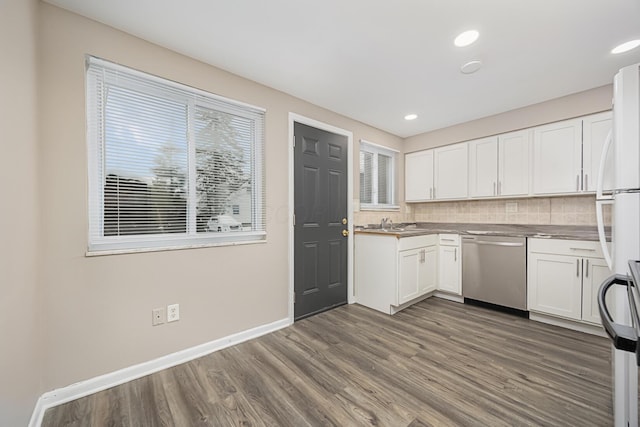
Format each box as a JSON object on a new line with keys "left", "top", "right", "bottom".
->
{"left": 498, "top": 130, "right": 530, "bottom": 196}
{"left": 434, "top": 143, "right": 468, "bottom": 200}
{"left": 405, "top": 150, "right": 434, "bottom": 202}
{"left": 438, "top": 245, "right": 461, "bottom": 294}
{"left": 419, "top": 245, "right": 438, "bottom": 294}
{"left": 532, "top": 119, "right": 582, "bottom": 195}
{"left": 398, "top": 249, "right": 421, "bottom": 305}
{"left": 469, "top": 136, "right": 498, "bottom": 198}
{"left": 582, "top": 112, "right": 613, "bottom": 192}
{"left": 528, "top": 253, "right": 582, "bottom": 320}
{"left": 582, "top": 257, "right": 613, "bottom": 324}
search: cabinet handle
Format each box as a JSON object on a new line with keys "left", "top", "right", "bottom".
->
{"left": 576, "top": 259, "right": 580, "bottom": 277}
{"left": 498, "top": 181, "right": 501, "bottom": 195}
{"left": 576, "top": 175, "right": 580, "bottom": 191}
{"left": 585, "top": 259, "right": 589, "bottom": 278}
{"left": 454, "top": 248, "right": 457, "bottom": 262}
{"left": 420, "top": 249, "right": 426, "bottom": 263}
{"left": 433, "top": 187, "right": 436, "bottom": 199}
{"left": 493, "top": 182, "right": 496, "bottom": 196}
{"left": 569, "top": 247, "right": 596, "bottom": 252}
{"left": 584, "top": 174, "right": 589, "bottom": 192}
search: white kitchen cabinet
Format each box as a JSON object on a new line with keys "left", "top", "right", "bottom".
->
{"left": 528, "top": 252, "right": 583, "bottom": 320}
{"left": 582, "top": 111, "right": 613, "bottom": 193}
{"left": 532, "top": 118, "right": 583, "bottom": 195}
{"left": 527, "top": 238, "right": 611, "bottom": 325}
{"left": 468, "top": 136, "right": 498, "bottom": 198}
{"left": 398, "top": 245, "right": 437, "bottom": 305}
{"left": 498, "top": 130, "right": 530, "bottom": 196}
{"left": 405, "top": 150, "right": 434, "bottom": 202}
{"left": 468, "top": 131, "right": 530, "bottom": 198}
{"left": 437, "top": 234, "right": 461, "bottom": 295}
{"left": 434, "top": 143, "right": 468, "bottom": 200}
{"left": 355, "top": 233, "right": 438, "bottom": 314}
{"left": 581, "top": 257, "right": 613, "bottom": 324}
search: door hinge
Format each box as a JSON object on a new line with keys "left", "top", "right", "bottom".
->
{"left": 293, "top": 214, "right": 296, "bottom": 226}
{"left": 293, "top": 135, "right": 296, "bottom": 148}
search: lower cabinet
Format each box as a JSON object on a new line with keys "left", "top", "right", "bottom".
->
{"left": 527, "top": 238, "right": 611, "bottom": 325}
{"left": 355, "top": 233, "right": 438, "bottom": 314}
{"left": 398, "top": 245, "right": 438, "bottom": 305}
{"left": 437, "top": 234, "right": 462, "bottom": 295}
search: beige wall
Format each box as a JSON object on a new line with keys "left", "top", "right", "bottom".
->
{"left": 0, "top": 0, "right": 42, "bottom": 425}
{"left": 38, "top": 3, "right": 403, "bottom": 392}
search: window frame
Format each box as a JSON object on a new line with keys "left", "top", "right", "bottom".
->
{"left": 359, "top": 139, "right": 399, "bottom": 211}
{"left": 86, "top": 56, "right": 266, "bottom": 255}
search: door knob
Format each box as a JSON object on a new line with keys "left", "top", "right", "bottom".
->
{"left": 342, "top": 229, "right": 349, "bottom": 237}
{"left": 342, "top": 218, "right": 348, "bottom": 225}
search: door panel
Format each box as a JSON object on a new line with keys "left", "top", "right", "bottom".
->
{"left": 294, "top": 122, "right": 348, "bottom": 320}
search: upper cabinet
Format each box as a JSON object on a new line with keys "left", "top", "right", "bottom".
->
{"left": 531, "top": 113, "right": 613, "bottom": 196}
{"left": 498, "top": 130, "right": 530, "bottom": 196}
{"left": 582, "top": 111, "right": 613, "bottom": 192}
{"left": 404, "top": 111, "right": 612, "bottom": 203}
{"left": 434, "top": 143, "right": 468, "bottom": 200}
{"left": 468, "top": 130, "right": 530, "bottom": 198}
{"left": 405, "top": 150, "right": 434, "bottom": 202}
{"left": 468, "top": 136, "right": 498, "bottom": 198}
{"left": 532, "top": 118, "right": 583, "bottom": 195}
{"left": 405, "top": 143, "right": 468, "bottom": 202}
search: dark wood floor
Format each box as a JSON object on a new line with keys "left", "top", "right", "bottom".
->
{"left": 43, "top": 298, "right": 613, "bottom": 426}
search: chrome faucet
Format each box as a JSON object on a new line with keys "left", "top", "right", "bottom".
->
{"left": 381, "top": 217, "right": 392, "bottom": 229}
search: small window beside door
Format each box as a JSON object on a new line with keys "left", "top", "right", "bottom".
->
{"left": 359, "top": 140, "right": 399, "bottom": 210}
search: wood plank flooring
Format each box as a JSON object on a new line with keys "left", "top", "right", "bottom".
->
{"left": 42, "top": 298, "right": 613, "bottom": 426}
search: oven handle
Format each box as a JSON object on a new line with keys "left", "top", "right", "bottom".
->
{"left": 598, "top": 274, "right": 637, "bottom": 353}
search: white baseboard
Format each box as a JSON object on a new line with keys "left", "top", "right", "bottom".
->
{"left": 529, "top": 312, "right": 606, "bottom": 337}
{"left": 29, "top": 317, "right": 290, "bottom": 427}
{"left": 434, "top": 292, "right": 464, "bottom": 303}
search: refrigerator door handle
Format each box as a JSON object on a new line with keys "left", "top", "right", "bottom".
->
{"left": 598, "top": 274, "right": 637, "bottom": 352}
{"left": 596, "top": 199, "right": 614, "bottom": 270}
{"left": 596, "top": 129, "right": 613, "bottom": 201}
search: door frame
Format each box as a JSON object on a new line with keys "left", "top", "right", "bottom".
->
{"left": 288, "top": 113, "right": 354, "bottom": 324}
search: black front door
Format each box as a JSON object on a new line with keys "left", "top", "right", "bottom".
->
{"left": 294, "top": 122, "right": 348, "bottom": 320}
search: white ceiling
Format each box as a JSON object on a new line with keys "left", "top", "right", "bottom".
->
{"left": 46, "top": 0, "right": 640, "bottom": 138}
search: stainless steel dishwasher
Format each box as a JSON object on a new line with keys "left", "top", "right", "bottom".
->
{"left": 462, "top": 235, "right": 527, "bottom": 311}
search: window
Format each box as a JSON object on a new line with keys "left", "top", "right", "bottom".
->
{"left": 86, "top": 57, "right": 265, "bottom": 253}
{"left": 359, "top": 140, "right": 398, "bottom": 210}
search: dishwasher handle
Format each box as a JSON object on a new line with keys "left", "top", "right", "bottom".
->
{"left": 474, "top": 241, "right": 524, "bottom": 247}
{"left": 598, "top": 274, "right": 637, "bottom": 353}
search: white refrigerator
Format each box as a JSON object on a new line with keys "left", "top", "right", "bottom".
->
{"left": 596, "top": 62, "right": 640, "bottom": 427}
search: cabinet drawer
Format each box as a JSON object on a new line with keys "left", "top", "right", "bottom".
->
{"left": 398, "top": 234, "right": 438, "bottom": 251}
{"left": 528, "top": 238, "right": 603, "bottom": 258}
{"left": 438, "top": 234, "right": 460, "bottom": 246}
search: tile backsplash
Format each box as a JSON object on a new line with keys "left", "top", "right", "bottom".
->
{"left": 355, "top": 195, "right": 610, "bottom": 227}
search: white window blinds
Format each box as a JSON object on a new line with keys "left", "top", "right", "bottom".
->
{"left": 86, "top": 56, "right": 265, "bottom": 253}
{"left": 359, "top": 140, "right": 398, "bottom": 209}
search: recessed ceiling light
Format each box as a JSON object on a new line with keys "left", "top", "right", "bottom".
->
{"left": 611, "top": 39, "right": 640, "bottom": 54}
{"left": 461, "top": 60, "right": 482, "bottom": 74}
{"left": 454, "top": 30, "right": 479, "bottom": 47}
{"left": 404, "top": 114, "right": 418, "bottom": 121}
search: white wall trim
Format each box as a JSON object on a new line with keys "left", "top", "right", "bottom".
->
{"left": 529, "top": 312, "right": 606, "bottom": 337}
{"left": 28, "top": 317, "right": 290, "bottom": 427}
{"left": 288, "top": 113, "right": 355, "bottom": 324}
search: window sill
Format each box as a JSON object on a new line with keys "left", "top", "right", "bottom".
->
{"left": 360, "top": 205, "right": 400, "bottom": 212}
{"left": 86, "top": 238, "right": 267, "bottom": 257}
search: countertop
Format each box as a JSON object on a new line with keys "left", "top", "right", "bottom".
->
{"left": 354, "top": 222, "right": 610, "bottom": 241}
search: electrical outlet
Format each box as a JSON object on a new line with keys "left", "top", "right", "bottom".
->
{"left": 167, "top": 304, "right": 180, "bottom": 322}
{"left": 152, "top": 308, "right": 165, "bottom": 326}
